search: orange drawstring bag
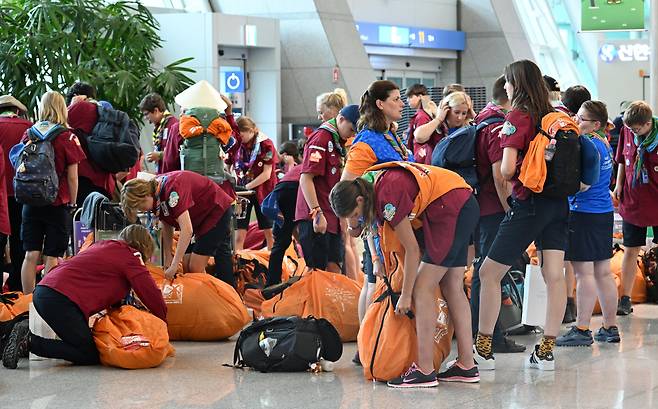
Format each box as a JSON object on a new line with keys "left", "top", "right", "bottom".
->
{"left": 148, "top": 265, "right": 250, "bottom": 341}
{"left": 179, "top": 114, "right": 232, "bottom": 144}
{"left": 0, "top": 292, "right": 32, "bottom": 329}
{"left": 358, "top": 252, "right": 453, "bottom": 381}
{"left": 260, "top": 269, "right": 361, "bottom": 341}
{"left": 518, "top": 133, "right": 549, "bottom": 193}
{"left": 92, "top": 305, "right": 175, "bottom": 369}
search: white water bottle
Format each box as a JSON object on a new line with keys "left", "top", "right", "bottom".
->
{"left": 544, "top": 139, "right": 557, "bottom": 161}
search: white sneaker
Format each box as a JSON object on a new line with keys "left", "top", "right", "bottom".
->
{"left": 445, "top": 346, "right": 495, "bottom": 371}
{"left": 526, "top": 344, "right": 555, "bottom": 371}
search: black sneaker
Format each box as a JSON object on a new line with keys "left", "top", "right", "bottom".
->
{"left": 617, "top": 296, "right": 633, "bottom": 316}
{"left": 556, "top": 326, "right": 593, "bottom": 347}
{"left": 594, "top": 326, "right": 621, "bottom": 343}
{"left": 387, "top": 363, "right": 438, "bottom": 388}
{"left": 493, "top": 336, "right": 527, "bottom": 353}
{"left": 437, "top": 363, "right": 480, "bottom": 383}
{"left": 2, "top": 320, "right": 29, "bottom": 369}
{"left": 526, "top": 344, "right": 555, "bottom": 371}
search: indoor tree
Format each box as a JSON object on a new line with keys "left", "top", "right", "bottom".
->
{"left": 0, "top": 0, "right": 195, "bottom": 120}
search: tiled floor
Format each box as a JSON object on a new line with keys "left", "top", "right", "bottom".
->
{"left": 5, "top": 305, "right": 658, "bottom": 409}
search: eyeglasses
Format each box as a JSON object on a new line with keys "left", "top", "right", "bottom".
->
{"left": 575, "top": 114, "right": 597, "bottom": 123}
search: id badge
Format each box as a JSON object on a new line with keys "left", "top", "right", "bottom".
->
{"left": 642, "top": 167, "right": 650, "bottom": 184}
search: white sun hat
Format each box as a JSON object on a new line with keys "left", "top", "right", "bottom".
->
{"left": 174, "top": 80, "right": 228, "bottom": 111}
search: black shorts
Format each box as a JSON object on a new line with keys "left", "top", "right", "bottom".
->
{"left": 565, "top": 211, "right": 613, "bottom": 262}
{"left": 487, "top": 195, "right": 569, "bottom": 266}
{"left": 186, "top": 208, "right": 233, "bottom": 256}
{"left": 21, "top": 205, "right": 70, "bottom": 257}
{"left": 622, "top": 220, "right": 658, "bottom": 248}
{"left": 416, "top": 195, "right": 480, "bottom": 268}
{"left": 297, "top": 220, "right": 344, "bottom": 270}
{"left": 236, "top": 194, "right": 273, "bottom": 230}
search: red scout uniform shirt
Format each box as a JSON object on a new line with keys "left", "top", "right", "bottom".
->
{"left": 154, "top": 170, "right": 233, "bottom": 237}
{"left": 374, "top": 168, "right": 472, "bottom": 265}
{"left": 615, "top": 125, "right": 658, "bottom": 226}
{"left": 475, "top": 103, "right": 507, "bottom": 216}
{"left": 406, "top": 108, "right": 445, "bottom": 165}
{"left": 499, "top": 109, "right": 537, "bottom": 201}
{"left": 39, "top": 240, "right": 167, "bottom": 321}
{"left": 281, "top": 164, "right": 302, "bottom": 183}
{"left": 21, "top": 125, "right": 86, "bottom": 206}
{"left": 0, "top": 115, "right": 32, "bottom": 196}
{"left": 67, "top": 101, "right": 115, "bottom": 196}
{"left": 0, "top": 147, "right": 10, "bottom": 235}
{"left": 160, "top": 121, "right": 182, "bottom": 174}
{"left": 295, "top": 124, "right": 344, "bottom": 235}
{"left": 229, "top": 134, "right": 278, "bottom": 204}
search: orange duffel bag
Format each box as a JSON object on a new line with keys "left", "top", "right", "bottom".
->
{"left": 148, "top": 265, "right": 250, "bottom": 341}
{"left": 92, "top": 305, "right": 175, "bottom": 369}
{"left": 260, "top": 269, "right": 361, "bottom": 342}
{"left": 0, "top": 292, "right": 32, "bottom": 340}
{"left": 358, "top": 252, "right": 453, "bottom": 382}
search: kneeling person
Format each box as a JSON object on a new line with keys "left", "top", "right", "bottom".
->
{"left": 3, "top": 225, "right": 166, "bottom": 369}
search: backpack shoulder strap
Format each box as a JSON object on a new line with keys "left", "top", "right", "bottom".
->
{"left": 476, "top": 116, "right": 504, "bottom": 132}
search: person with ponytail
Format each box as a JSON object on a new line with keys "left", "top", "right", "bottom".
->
{"left": 557, "top": 100, "right": 620, "bottom": 346}
{"left": 330, "top": 162, "right": 480, "bottom": 387}
{"left": 316, "top": 88, "right": 348, "bottom": 121}
{"left": 475, "top": 60, "right": 565, "bottom": 372}
{"left": 121, "top": 171, "right": 234, "bottom": 285}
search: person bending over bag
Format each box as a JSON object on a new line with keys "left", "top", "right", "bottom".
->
{"left": 2, "top": 225, "right": 166, "bottom": 369}
{"left": 121, "top": 170, "right": 234, "bottom": 285}
{"left": 330, "top": 162, "right": 480, "bottom": 388}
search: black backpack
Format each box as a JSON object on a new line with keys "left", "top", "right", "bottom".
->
{"left": 537, "top": 117, "right": 581, "bottom": 198}
{"left": 232, "top": 316, "right": 342, "bottom": 372}
{"left": 87, "top": 105, "right": 140, "bottom": 173}
{"left": 12, "top": 124, "right": 65, "bottom": 206}
{"left": 431, "top": 117, "right": 504, "bottom": 192}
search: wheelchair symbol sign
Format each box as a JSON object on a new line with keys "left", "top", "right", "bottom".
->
{"left": 225, "top": 71, "right": 244, "bottom": 92}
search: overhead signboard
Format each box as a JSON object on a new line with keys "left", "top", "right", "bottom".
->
{"left": 599, "top": 43, "right": 649, "bottom": 63}
{"left": 356, "top": 21, "right": 465, "bottom": 51}
{"left": 582, "top": 0, "right": 644, "bottom": 31}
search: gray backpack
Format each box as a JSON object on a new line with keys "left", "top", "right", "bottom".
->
{"left": 13, "top": 124, "right": 65, "bottom": 206}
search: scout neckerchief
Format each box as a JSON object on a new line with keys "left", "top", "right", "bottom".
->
{"left": 633, "top": 117, "right": 658, "bottom": 185}
{"left": 382, "top": 128, "right": 408, "bottom": 161}
{"left": 318, "top": 118, "right": 346, "bottom": 158}
{"left": 152, "top": 111, "right": 172, "bottom": 149}
{"left": 153, "top": 176, "right": 168, "bottom": 218}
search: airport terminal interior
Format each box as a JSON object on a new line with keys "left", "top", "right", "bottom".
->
{"left": 1, "top": 0, "right": 658, "bottom": 408}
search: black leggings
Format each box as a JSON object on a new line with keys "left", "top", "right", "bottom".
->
{"left": 267, "top": 184, "right": 298, "bottom": 286}
{"left": 30, "top": 286, "right": 100, "bottom": 365}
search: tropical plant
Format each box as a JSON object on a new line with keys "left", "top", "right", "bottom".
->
{"left": 0, "top": 0, "right": 195, "bottom": 120}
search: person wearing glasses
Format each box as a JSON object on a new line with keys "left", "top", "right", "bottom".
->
{"left": 613, "top": 101, "right": 658, "bottom": 315}
{"left": 557, "top": 100, "right": 620, "bottom": 346}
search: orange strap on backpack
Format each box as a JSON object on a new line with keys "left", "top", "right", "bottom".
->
{"left": 518, "top": 112, "right": 580, "bottom": 193}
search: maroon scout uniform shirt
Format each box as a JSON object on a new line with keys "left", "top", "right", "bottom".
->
{"left": 406, "top": 108, "right": 446, "bottom": 165}
{"left": 615, "top": 125, "right": 658, "bottom": 226}
{"left": 475, "top": 102, "right": 507, "bottom": 216}
{"left": 154, "top": 171, "right": 233, "bottom": 237}
{"left": 374, "top": 169, "right": 472, "bottom": 265}
{"left": 39, "top": 240, "right": 167, "bottom": 321}
{"left": 499, "top": 109, "right": 537, "bottom": 201}
{"left": 0, "top": 115, "right": 32, "bottom": 196}
{"left": 295, "top": 127, "right": 342, "bottom": 235}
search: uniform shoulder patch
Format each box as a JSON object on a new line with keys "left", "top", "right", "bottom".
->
{"left": 168, "top": 191, "right": 179, "bottom": 208}
{"left": 383, "top": 203, "right": 396, "bottom": 222}
{"left": 500, "top": 121, "right": 517, "bottom": 136}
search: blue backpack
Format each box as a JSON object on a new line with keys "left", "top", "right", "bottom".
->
{"left": 431, "top": 117, "right": 504, "bottom": 192}
{"left": 10, "top": 123, "right": 65, "bottom": 206}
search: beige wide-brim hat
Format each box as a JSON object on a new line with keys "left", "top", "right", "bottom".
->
{"left": 174, "top": 80, "right": 228, "bottom": 111}
{"left": 0, "top": 95, "right": 27, "bottom": 113}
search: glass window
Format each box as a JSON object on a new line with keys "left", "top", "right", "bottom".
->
{"left": 388, "top": 77, "right": 403, "bottom": 88}
{"left": 405, "top": 77, "right": 421, "bottom": 88}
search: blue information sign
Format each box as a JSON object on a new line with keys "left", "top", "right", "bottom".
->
{"left": 224, "top": 71, "right": 244, "bottom": 93}
{"left": 356, "top": 21, "right": 465, "bottom": 51}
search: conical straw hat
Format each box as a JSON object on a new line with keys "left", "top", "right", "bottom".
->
{"left": 175, "top": 80, "right": 228, "bottom": 111}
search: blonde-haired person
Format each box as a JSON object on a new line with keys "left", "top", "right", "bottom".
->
{"left": 3, "top": 225, "right": 167, "bottom": 369}
{"left": 228, "top": 116, "right": 278, "bottom": 250}
{"left": 412, "top": 91, "right": 472, "bottom": 164}
{"left": 121, "top": 170, "right": 234, "bottom": 283}
{"left": 19, "top": 91, "right": 86, "bottom": 294}
{"left": 317, "top": 88, "right": 348, "bottom": 121}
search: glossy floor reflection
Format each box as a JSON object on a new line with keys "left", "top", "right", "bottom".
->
{"left": 4, "top": 304, "right": 658, "bottom": 409}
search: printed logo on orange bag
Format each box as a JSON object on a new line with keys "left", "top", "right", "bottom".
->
{"left": 120, "top": 335, "right": 151, "bottom": 351}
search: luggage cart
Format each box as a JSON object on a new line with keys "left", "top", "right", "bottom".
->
{"left": 72, "top": 202, "right": 129, "bottom": 255}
